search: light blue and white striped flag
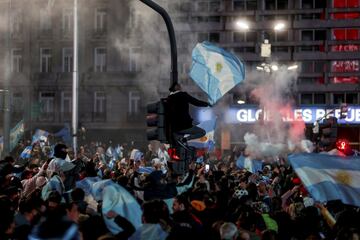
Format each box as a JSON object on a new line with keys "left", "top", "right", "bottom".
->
{"left": 190, "top": 41, "right": 245, "bottom": 105}
{"left": 32, "top": 129, "right": 49, "bottom": 144}
{"left": 236, "top": 155, "right": 262, "bottom": 173}
{"left": 288, "top": 153, "right": 360, "bottom": 207}
{"left": 188, "top": 118, "right": 217, "bottom": 149}
{"left": 137, "top": 166, "right": 154, "bottom": 174}
{"left": 20, "top": 146, "right": 33, "bottom": 159}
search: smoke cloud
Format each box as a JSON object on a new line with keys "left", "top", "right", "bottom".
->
{"left": 241, "top": 67, "right": 312, "bottom": 160}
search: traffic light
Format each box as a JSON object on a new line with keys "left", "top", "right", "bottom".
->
{"left": 146, "top": 98, "right": 168, "bottom": 142}
{"left": 336, "top": 139, "right": 354, "bottom": 156}
{"left": 319, "top": 116, "right": 338, "bottom": 151}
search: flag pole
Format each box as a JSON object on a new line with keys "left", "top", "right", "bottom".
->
{"left": 72, "top": 0, "right": 79, "bottom": 157}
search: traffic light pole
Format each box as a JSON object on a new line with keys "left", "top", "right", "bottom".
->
{"left": 139, "top": 0, "right": 178, "bottom": 87}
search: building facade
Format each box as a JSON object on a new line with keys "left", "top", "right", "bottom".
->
{"left": 164, "top": 0, "right": 360, "bottom": 149}
{"left": 0, "top": 0, "right": 359, "bottom": 149}
{"left": 0, "top": 0, "right": 167, "bottom": 145}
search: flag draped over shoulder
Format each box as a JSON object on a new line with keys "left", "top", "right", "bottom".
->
{"left": 91, "top": 180, "right": 142, "bottom": 234}
{"left": 20, "top": 146, "right": 33, "bottom": 159}
{"left": 190, "top": 41, "right": 245, "bottom": 105}
{"left": 288, "top": 153, "right": 360, "bottom": 207}
{"left": 188, "top": 118, "right": 217, "bottom": 149}
{"left": 236, "top": 155, "right": 262, "bottom": 173}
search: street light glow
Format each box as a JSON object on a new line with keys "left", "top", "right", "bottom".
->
{"left": 271, "top": 64, "right": 279, "bottom": 71}
{"left": 287, "top": 64, "right": 298, "bottom": 70}
{"left": 236, "top": 20, "right": 250, "bottom": 30}
{"left": 256, "top": 66, "right": 264, "bottom": 71}
{"left": 237, "top": 99, "right": 246, "bottom": 104}
{"left": 274, "top": 22, "right": 286, "bottom": 31}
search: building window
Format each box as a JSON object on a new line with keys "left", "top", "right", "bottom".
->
{"left": 40, "top": 48, "right": 52, "bottom": 73}
{"left": 263, "top": 30, "right": 289, "bottom": 42}
{"left": 314, "top": 94, "right": 326, "bottom": 104}
{"left": 233, "top": 0, "right": 257, "bottom": 10}
{"left": 179, "top": 62, "right": 190, "bottom": 75}
{"left": 10, "top": 9, "right": 22, "bottom": 35}
{"left": 197, "top": 32, "right": 220, "bottom": 43}
{"left": 195, "top": 16, "right": 221, "bottom": 23}
{"left": 301, "top": 29, "right": 327, "bottom": 41}
{"left": 301, "top": 61, "right": 326, "bottom": 73}
{"left": 11, "top": 48, "right": 22, "bottom": 73}
{"left": 62, "top": 48, "right": 73, "bottom": 73}
{"left": 39, "top": 92, "right": 55, "bottom": 113}
{"left": 94, "top": 47, "right": 107, "bottom": 72}
{"left": 197, "top": 0, "right": 221, "bottom": 12}
{"left": 332, "top": 93, "right": 358, "bottom": 104}
{"left": 233, "top": 47, "right": 256, "bottom": 53}
{"left": 128, "top": 47, "right": 141, "bottom": 72}
{"left": 301, "top": 0, "right": 326, "bottom": 9}
{"left": 300, "top": 93, "right": 326, "bottom": 104}
{"left": 62, "top": 8, "right": 73, "bottom": 34}
{"left": 95, "top": 8, "right": 107, "bottom": 32}
{"left": 168, "top": 2, "right": 191, "bottom": 12}
{"left": 233, "top": 31, "right": 256, "bottom": 42}
{"left": 11, "top": 92, "right": 23, "bottom": 112}
{"left": 128, "top": 91, "right": 140, "bottom": 114}
{"left": 61, "top": 91, "right": 72, "bottom": 113}
{"left": 333, "top": 93, "right": 345, "bottom": 104}
{"left": 94, "top": 91, "right": 106, "bottom": 113}
{"left": 40, "top": 8, "right": 52, "bottom": 32}
{"left": 265, "top": 0, "right": 288, "bottom": 10}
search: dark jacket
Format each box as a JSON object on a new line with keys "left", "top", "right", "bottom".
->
{"left": 167, "top": 91, "right": 208, "bottom": 132}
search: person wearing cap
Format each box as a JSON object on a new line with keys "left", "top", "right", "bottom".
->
{"left": 167, "top": 83, "right": 211, "bottom": 149}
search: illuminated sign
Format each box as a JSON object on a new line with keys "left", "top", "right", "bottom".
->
{"left": 224, "top": 106, "right": 360, "bottom": 124}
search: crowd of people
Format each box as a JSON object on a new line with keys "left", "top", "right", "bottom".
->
{"left": 0, "top": 140, "right": 359, "bottom": 240}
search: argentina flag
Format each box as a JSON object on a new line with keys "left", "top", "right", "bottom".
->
{"left": 20, "top": 146, "right": 33, "bottom": 159}
{"left": 288, "top": 153, "right": 360, "bottom": 207}
{"left": 32, "top": 129, "right": 49, "bottom": 144}
{"left": 190, "top": 41, "right": 245, "bottom": 105}
{"left": 188, "top": 118, "right": 217, "bottom": 149}
{"left": 236, "top": 155, "right": 263, "bottom": 173}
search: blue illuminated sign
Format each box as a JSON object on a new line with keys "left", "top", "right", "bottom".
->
{"left": 195, "top": 106, "right": 360, "bottom": 125}
{"left": 224, "top": 106, "right": 360, "bottom": 124}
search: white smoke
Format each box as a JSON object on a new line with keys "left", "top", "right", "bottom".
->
{"left": 242, "top": 66, "right": 311, "bottom": 160}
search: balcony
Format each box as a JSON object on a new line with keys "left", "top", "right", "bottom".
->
{"left": 60, "top": 112, "right": 72, "bottom": 122}
{"left": 126, "top": 112, "right": 144, "bottom": 123}
{"left": 92, "top": 112, "right": 107, "bottom": 122}
{"left": 38, "top": 112, "right": 55, "bottom": 122}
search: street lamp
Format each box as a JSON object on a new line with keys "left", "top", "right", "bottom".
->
{"left": 274, "top": 22, "right": 286, "bottom": 31}
{"left": 235, "top": 19, "right": 250, "bottom": 31}
{"left": 271, "top": 64, "right": 279, "bottom": 72}
{"left": 287, "top": 64, "right": 298, "bottom": 70}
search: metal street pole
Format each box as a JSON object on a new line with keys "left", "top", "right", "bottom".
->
{"left": 139, "top": 0, "right": 178, "bottom": 87}
{"left": 72, "top": 0, "right": 79, "bottom": 157}
{"left": 3, "top": 0, "right": 12, "bottom": 156}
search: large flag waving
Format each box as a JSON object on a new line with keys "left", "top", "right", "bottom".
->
{"left": 190, "top": 41, "right": 245, "bottom": 105}
{"left": 54, "top": 126, "right": 71, "bottom": 145}
{"left": 288, "top": 153, "right": 360, "bottom": 207}
{"left": 236, "top": 155, "right": 263, "bottom": 173}
{"left": 20, "top": 146, "right": 33, "bottom": 159}
{"left": 188, "top": 118, "right": 216, "bottom": 149}
{"left": 31, "top": 129, "right": 49, "bottom": 144}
